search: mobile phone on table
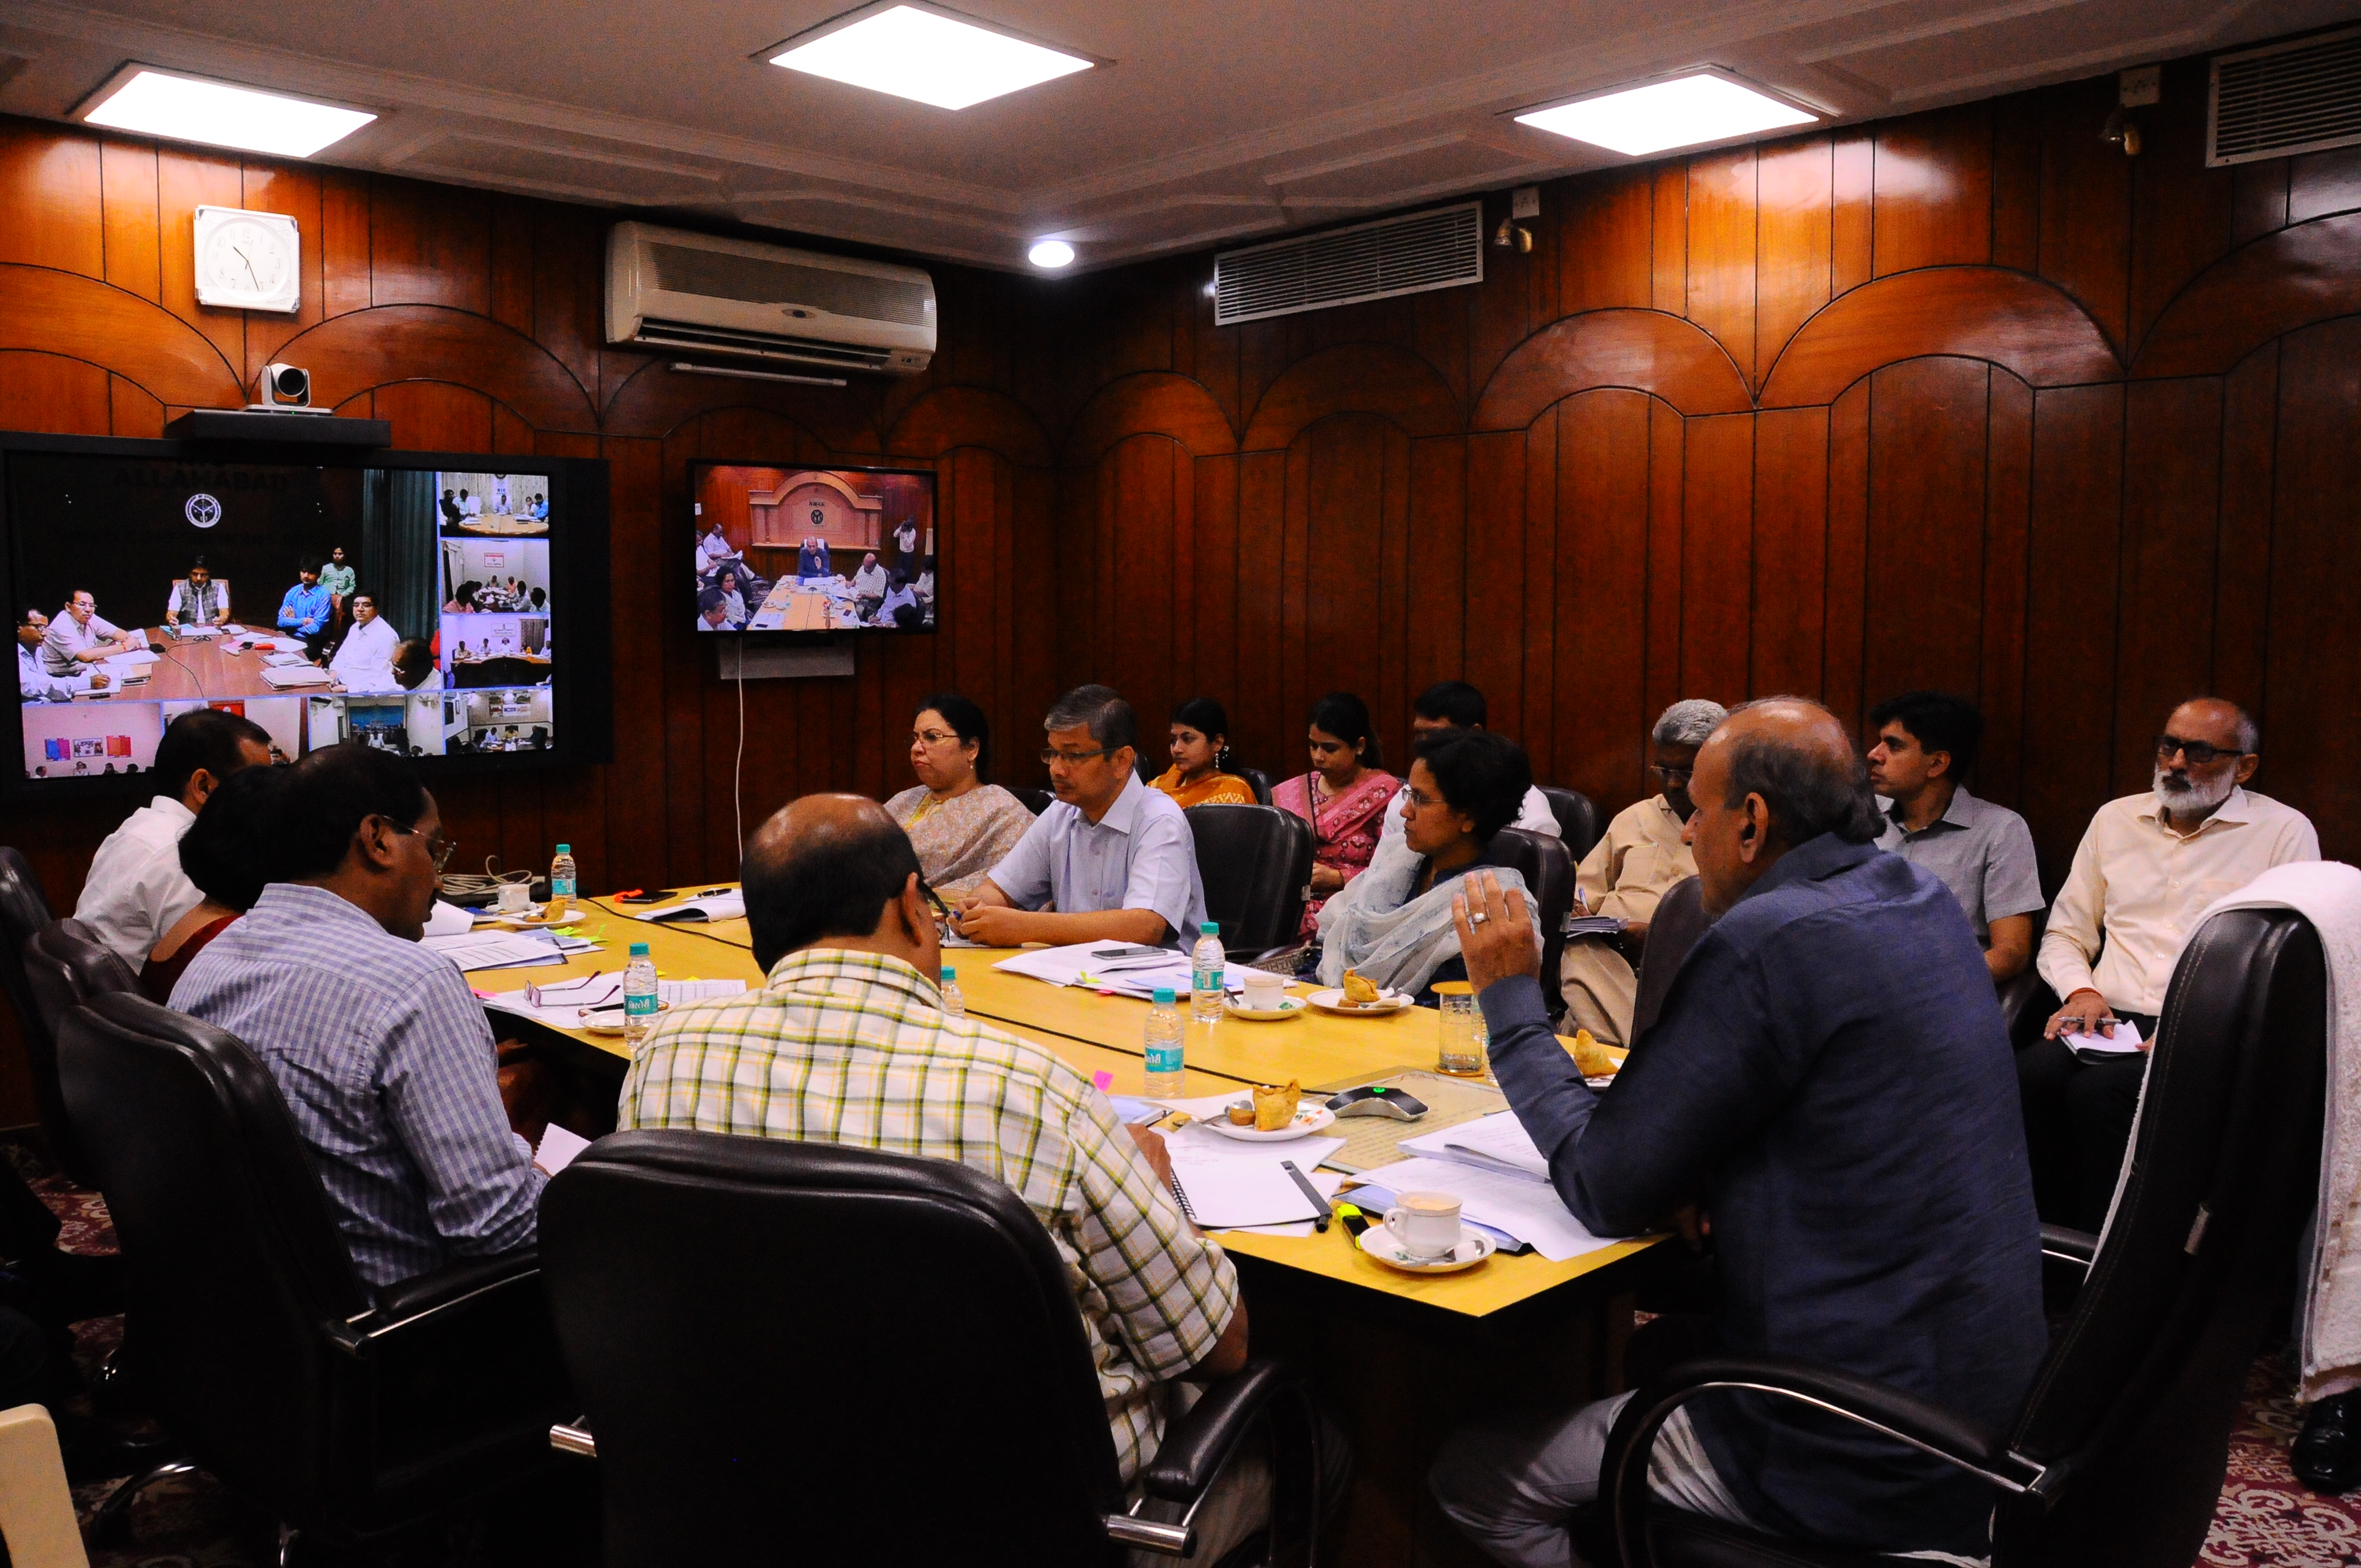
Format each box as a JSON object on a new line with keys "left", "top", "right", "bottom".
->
{"left": 1091, "top": 945, "right": 1166, "bottom": 960}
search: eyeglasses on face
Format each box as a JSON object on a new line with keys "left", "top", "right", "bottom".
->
{"left": 1653, "top": 765, "right": 1694, "bottom": 784}
{"left": 1405, "top": 787, "right": 1446, "bottom": 810}
{"left": 917, "top": 876, "right": 953, "bottom": 922}
{"left": 1040, "top": 747, "right": 1113, "bottom": 766}
{"left": 380, "top": 816, "right": 458, "bottom": 873}
{"left": 2154, "top": 734, "right": 2245, "bottom": 767}
{"left": 911, "top": 729, "right": 960, "bottom": 748}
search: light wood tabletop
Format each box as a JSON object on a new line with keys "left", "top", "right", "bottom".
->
{"left": 477, "top": 887, "right": 1664, "bottom": 1319}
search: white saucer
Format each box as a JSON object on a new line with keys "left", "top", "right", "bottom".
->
{"left": 1204, "top": 1106, "right": 1337, "bottom": 1142}
{"left": 1359, "top": 1221, "right": 1495, "bottom": 1273}
{"left": 1306, "top": 987, "right": 1413, "bottom": 1016}
{"left": 1223, "top": 995, "right": 1305, "bottom": 1022}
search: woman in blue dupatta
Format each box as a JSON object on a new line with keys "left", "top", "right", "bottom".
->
{"left": 1316, "top": 728, "right": 1541, "bottom": 1003}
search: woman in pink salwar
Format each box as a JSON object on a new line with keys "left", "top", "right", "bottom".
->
{"left": 1271, "top": 691, "right": 1398, "bottom": 940}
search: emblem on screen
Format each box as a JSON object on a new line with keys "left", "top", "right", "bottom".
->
{"left": 184, "top": 493, "right": 222, "bottom": 528}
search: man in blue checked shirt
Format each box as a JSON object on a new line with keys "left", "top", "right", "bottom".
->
{"left": 172, "top": 743, "right": 546, "bottom": 1288}
{"left": 276, "top": 561, "right": 334, "bottom": 656}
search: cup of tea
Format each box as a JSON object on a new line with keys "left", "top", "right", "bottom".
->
{"left": 497, "top": 881, "right": 531, "bottom": 914}
{"left": 1383, "top": 1191, "right": 1465, "bottom": 1260}
{"left": 1242, "top": 970, "right": 1286, "bottom": 1011}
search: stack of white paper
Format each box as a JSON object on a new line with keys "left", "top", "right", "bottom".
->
{"left": 635, "top": 892, "right": 746, "bottom": 923}
{"left": 1164, "top": 1123, "right": 1345, "bottom": 1229}
{"left": 483, "top": 974, "right": 746, "bottom": 1030}
{"left": 261, "top": 663, "right": 334, "bottom": 688}
{"left": 1400, "top": 1109, "right": 1551, "bottom": 1182}
{"left": 2065, "top": 1019, "right": 2144, "bottom": 1062}
{"left": 994, "top": 941, "right": 1250, "bottom": 1000}
{"left": 423, "top": 930, "right": 578, "bottom": 972}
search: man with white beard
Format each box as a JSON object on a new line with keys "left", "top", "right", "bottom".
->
{"left": 2017, "top": 696, "right": 2318, "bottom": 1233}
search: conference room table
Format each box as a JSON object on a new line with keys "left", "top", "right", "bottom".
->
{"left": 748, "top": 579, "right": 856, "bottom": 631}
{"left": 80, "top": 627, "right": 303, "bottom": 703}
{"left": 476, "top": 888, "right": 1671, "bottom": 1566}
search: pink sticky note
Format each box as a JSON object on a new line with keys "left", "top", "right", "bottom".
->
{"left": 1092, "top": 1070, "right": 1113, "bottom": 1092}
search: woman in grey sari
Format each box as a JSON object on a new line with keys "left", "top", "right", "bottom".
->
{"left": 1317, "top": 728, "right": 1540, "bottom": 1001}
{"left": 884, "top": 693, "right": 1036, "bottom": 901}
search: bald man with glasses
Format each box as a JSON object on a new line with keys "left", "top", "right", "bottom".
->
{"left": 2021, "top": 696, "right": 2318, "bottom": 1232}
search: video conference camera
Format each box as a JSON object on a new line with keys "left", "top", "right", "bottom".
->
{"left": 248, "top": 362, "right": 330, "bottom": 415}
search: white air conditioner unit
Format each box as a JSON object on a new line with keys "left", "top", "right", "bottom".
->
{"left": 605, "top": 221, "right": 936, "bottom": 375}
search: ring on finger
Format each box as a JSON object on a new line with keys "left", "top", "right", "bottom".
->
{"left": 1469, "top": 911, "right": 1490, "bottom": 926}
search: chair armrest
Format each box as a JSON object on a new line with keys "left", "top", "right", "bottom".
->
{"left": 1138, "top": 1358, "right": 1302, "bottom": 1503}
{"left": 327, "top": 1248, "right": 542, "bottom": 1353}
{"left": 2039, "top": 1223, "right": 2097, "bottom": 1268}
{"left": 1599, "top": 1354, "right": 2050, "bottom": 1568}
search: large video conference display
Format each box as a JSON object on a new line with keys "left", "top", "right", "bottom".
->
{"left": 9, "top": 446, "right": 599, "bottom": 784}
{"left": 688, "top": 462, "right": 937, "bottom": 635}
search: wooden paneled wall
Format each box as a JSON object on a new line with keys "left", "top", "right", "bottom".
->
{"left": 6, "top": 49, "right": 2361, "bottom": 1112}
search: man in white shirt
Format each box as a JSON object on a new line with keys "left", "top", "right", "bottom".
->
{"left": 851, "top": 552, "right": 889, "bottom": 620}
{"left": 2020, "top": 696, "right": 2319, "bottom": 1230}
{"left": 18, "top": 610, "right": 109, "bottom": 701}
{"left": 42, "top": 591, "right": 134, "bottom": 677}
{"left": 328, "top": 592, "right": 401, "bottom": 693}
{"left": 75, "top": 707, "right": 273, "bottom": 967}
{"left": 164, "top": 560, "right": 231, "bottom": 628}
{"left": 1379, "top": 681, "right": 1559, "bottom": 848}
{"left": 459, "top": 489, "right": 483, "bottom": 518}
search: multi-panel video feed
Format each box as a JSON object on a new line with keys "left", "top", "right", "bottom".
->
{"left": 12, "top": 456, "right": 557, "bottom": 779}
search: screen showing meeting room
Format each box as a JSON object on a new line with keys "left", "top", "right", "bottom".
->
{"left": 695, "top": 464, "right": 932, "bottom": 565}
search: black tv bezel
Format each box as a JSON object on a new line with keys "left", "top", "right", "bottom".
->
{"left": 2, "top": 430, "right": 613, "bottom": 803}
{"left": 684, "top": 457, "right": 939, "bottom": 643}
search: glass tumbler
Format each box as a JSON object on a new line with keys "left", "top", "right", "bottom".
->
{"left": 1432, "top": 981, "right": 1486, "bottom": 1076}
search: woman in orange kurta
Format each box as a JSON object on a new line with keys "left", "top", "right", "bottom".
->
{"left": 1150, "top": 697, "right": 1258, "bottom": 808}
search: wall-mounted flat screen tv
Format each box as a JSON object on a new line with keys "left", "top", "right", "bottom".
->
{"left": 687, "top": 461, "right": 935, "bottom": 636}
{"left": 4, "top": 432, "right": 611, "bottom": 796}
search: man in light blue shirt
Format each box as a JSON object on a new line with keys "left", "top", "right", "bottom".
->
{"left": 955, "top": 685, "right": 1207, "bottom": 948}
{"left": 277, "top": 563, "right": 333, "bottom": 652}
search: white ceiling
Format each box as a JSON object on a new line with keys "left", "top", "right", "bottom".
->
{"left": 4, "top": 0, "right": 2357, "bottom": 273}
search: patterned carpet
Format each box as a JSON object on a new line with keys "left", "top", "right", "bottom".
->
{"left": 10, "top": 1140, "right": 2361, "bottom": 1565}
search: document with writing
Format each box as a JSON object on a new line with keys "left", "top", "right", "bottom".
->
{"left": 1399, "top": 1109, "right": 1551, "bottom": 1182}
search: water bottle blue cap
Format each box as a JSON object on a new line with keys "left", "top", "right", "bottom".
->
{"left": 556, "top": 843, "right": 570, "bottom": 854}
{"left": 1152, "top": 987, "right": 1176, "bottom": 1005}
{"left": 940, "top": 965, "right": 955, "bottom": 981}
{"left": 629, "top": 941, "right": 650, "bottom": 956}
{"left": 1200, "top": 921, "right": 1218, "bottom": 935}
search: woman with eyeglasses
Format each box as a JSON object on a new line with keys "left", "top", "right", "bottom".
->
{"left": 1271, "top": 692, "right": 1399, "bottom": 939}
{"left": 884, "top": 692, "right": 1035, "bottom": 901}
{"left": 1316, "top": 727, "right": 1540, "bottom": 1002}
{"left": 1151, "top": 697, "right": 1256, "bottom": 808}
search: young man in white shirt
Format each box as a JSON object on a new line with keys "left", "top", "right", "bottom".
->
{"left": 74, "top": 707, "right": 274, "bottom": 967}
{"left": 1379, "top": 681, "right": 1559, "bottom": 848}
{"left": 328, "top": 592, "right": 401, "bottom": 693}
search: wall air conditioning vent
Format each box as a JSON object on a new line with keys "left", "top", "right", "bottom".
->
{"left": 1214, "top": 200, "right": 1482, "bottom": 327}
{"left": 2210, "top": 24, "right": 2361, "bottom": 166}
{"left": 607, "top": 221, "right": 935, "bottom": 375}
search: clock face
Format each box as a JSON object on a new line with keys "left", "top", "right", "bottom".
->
{"left": 193, "top": 206, "right": 301, "bottom": 313}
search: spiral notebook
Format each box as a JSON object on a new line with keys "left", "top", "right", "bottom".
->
{"left": 1162, "top": 1133, "right": 1345, "bottom": 1229}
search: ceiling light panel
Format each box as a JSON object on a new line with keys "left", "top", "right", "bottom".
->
{"left": 769, "top": 4, "right": 1094, "bottom": 111}
{"left": 78, "top": 66, "right": 376, "bottom": 157}
{"left": 1516, "top": 72, "right": 1815, "bottom": 157}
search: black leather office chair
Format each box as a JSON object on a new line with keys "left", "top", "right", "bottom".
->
{"left": 1587, "top": 906, "right": 2327, "bottom": 1568}
{"left": 1996, "top": 908, "right": 2056, "bottom": 1052}
{"left": 1628, "top": 875, "right": 1711, "bottom": 1043}
{"left": 1486, "top": 829, "right": 1575, "bottom": 1017}
{"left": 1537, "top": 786, "right": 1602, "bottom": 862}
{"left": 20, "top": 920, "right": 138, "bottom": 1189}
{"left": 1187, "top": 804, "right": 1315, "bottom": 958}
{"left": 1241, "top": 767, "right": 1275, "bottom": 807}
{"left": 0, "top": 848, "right": 75, "bottom": 1164}
{"left": 541, "top": 1130, "right": 1328, "bottom": 1566}
{"left": 55, "top": 992, "right": 572, "bottom": 1551}
{"left": 1010, "top": 786, "right": 1055, "bottom": 816}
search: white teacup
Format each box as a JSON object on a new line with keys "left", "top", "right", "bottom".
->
{"left": 1242, "top": 971, "right": 1286, "bottom": 1011}
{"left": 497, "top": 881, "right": 531, "bottom": 914}
{"left": 1383, "top": 1191, "right": 1464, "bottom": 1260}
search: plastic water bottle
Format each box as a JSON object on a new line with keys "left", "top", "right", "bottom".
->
{"left": 548, "top": 843, "right": 577, "bottom": 906}
{"left": 623, "top": 941, "right": 659, "bottom": 1046}
{"left": 1190, "top": 920, "right": 1225, "bottom": 1022}
{"left": 939, "top": 965, "right": 966, "bottom": 1019}
{"left": 1144, "top": 987, "right": 1185, "bottom": 1097}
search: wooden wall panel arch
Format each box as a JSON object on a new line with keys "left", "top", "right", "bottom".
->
{"left": 1060, "top": 371, "right": 1236, "bottom": 467}
{"left": 1758, "top": 266, "right": 2121, "bottom": 408}
{"left": 2131, "top": 211, "right": 2361, "bottom": 378}
{"left": 1238, "top": 342, "right": 1461, "bottom": 451}
{"left": 0, "top": 264, "right": 242, "bottom": 408}
{"left": 884, "top": 384, "right": 1053, "bottom": 467}
{"left": 1472, "top": 309, "right": 1751, "bottom": 428}
{"left": 600, "top": 356, "right": 885, "bottom": 451}
{"left": 279, "top": 304, "right": 597, "bottom": 432}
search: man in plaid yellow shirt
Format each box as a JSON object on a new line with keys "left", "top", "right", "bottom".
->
{"left": 619, "top": 794, "right": 1281, "bottom": 1554}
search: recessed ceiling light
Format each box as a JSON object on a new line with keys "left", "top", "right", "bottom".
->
{"left": 76, "top": 65, "right": 376, "bottom": 157}
{"left": 1515, "top": 72, "right": 1815, "bottom": 157}
{"left": 768, "top": 3, "right": 1094, "bottom": 112}
{"left": 1028, "top": 239, "right": 1076, "bottom": 270}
